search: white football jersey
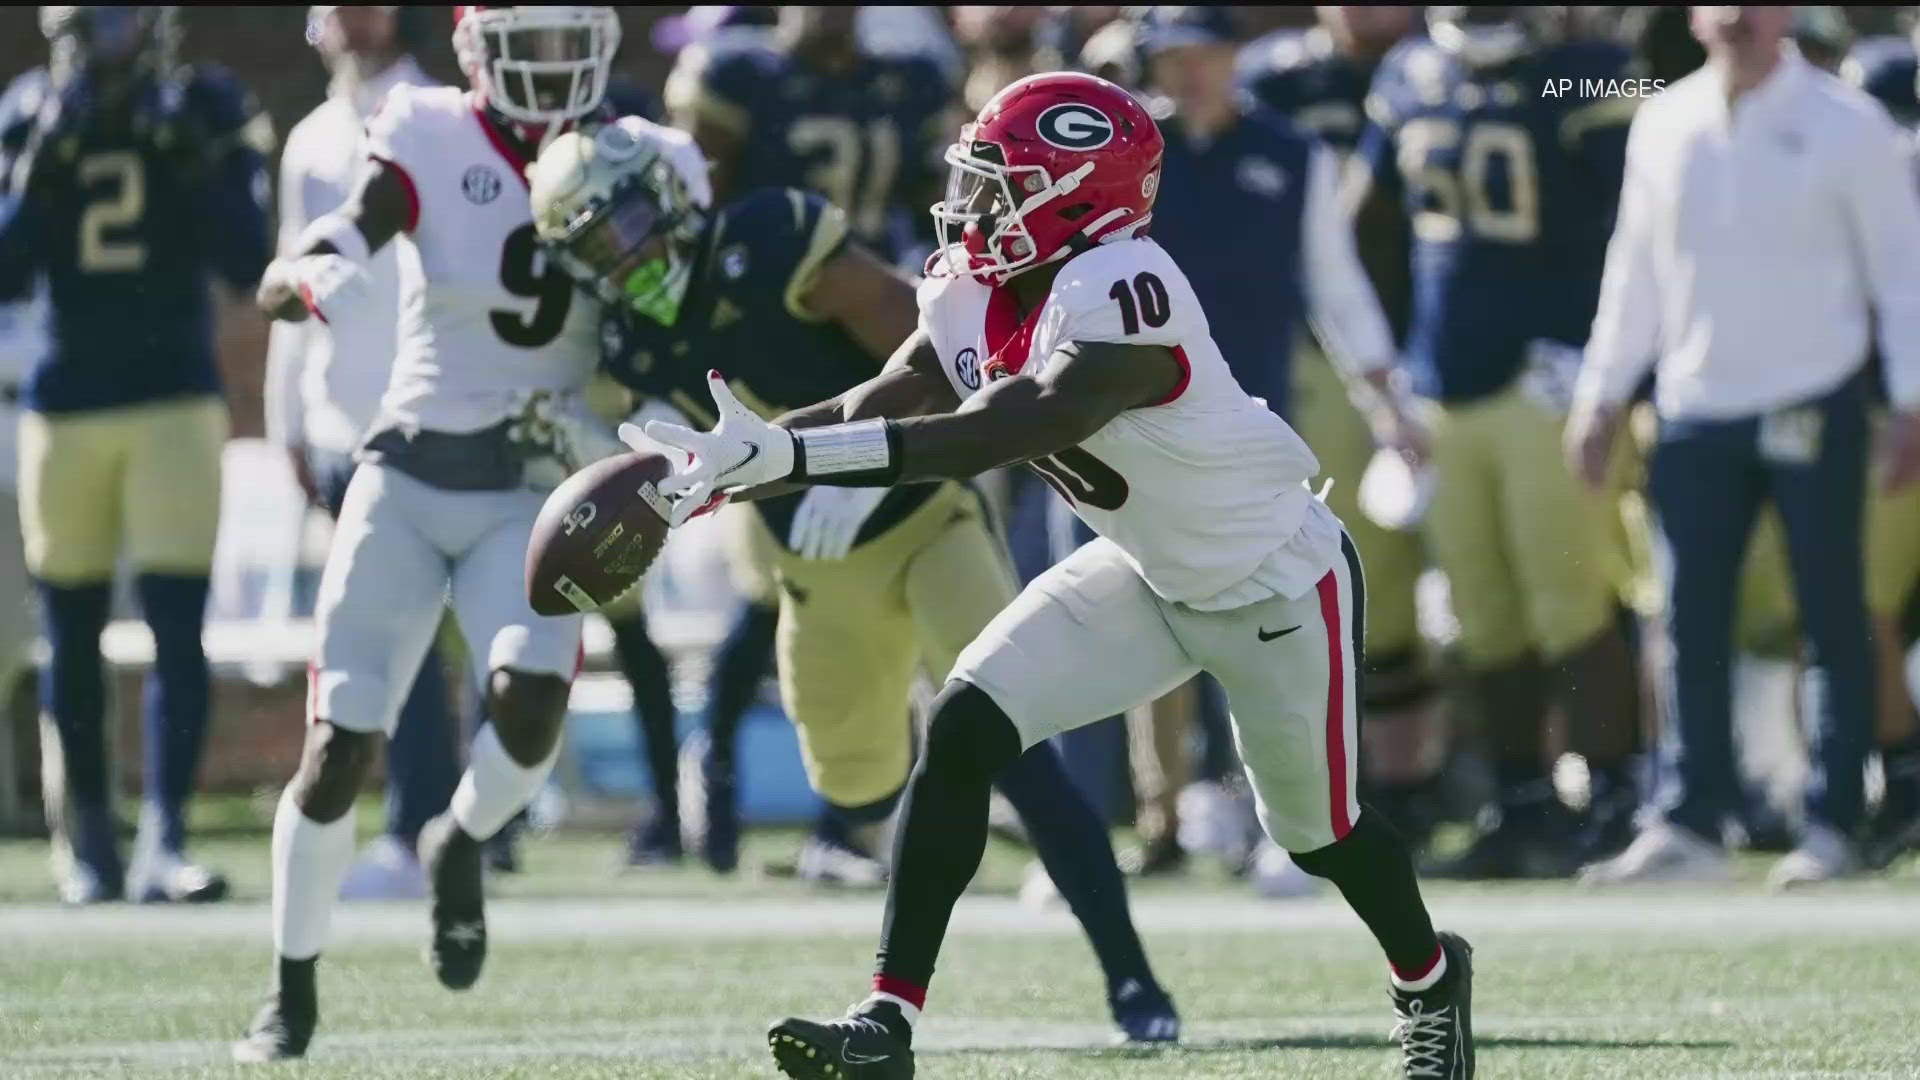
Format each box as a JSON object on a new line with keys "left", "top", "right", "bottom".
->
{"left": 920, "top": 239, "right": 1338, "bottom": 609}
{"left": 364, "top": 85, "right": 599, "bottom": 434}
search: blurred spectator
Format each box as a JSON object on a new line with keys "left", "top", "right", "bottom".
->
{"left": 665, "top": 5, "right": 954, "bottom": 260}
{"left": 1620, "top": 6, "right": 1710, "bottom": 85}
{"left": 1350, "top": 7, "right": 1645, "bottom": 881}
{"left": 0, "top": 7, "right": 271, "bottom": 903}
{"left": 951, "top": 6, "right": 1064, "bottom": 113}
{"left": 1138, "top": 5, "right": 1413, "bottom": 891}
{"left": 1794, "top": 6, "right": 1857, "bottom": 72}
{"left": 266, "top": 3, "right": 455, "bottom": 901}
{"left": 1568, "top": 6, "right": 1920, "bottom": 887}
{"left": 1238, "top": 8, "right": 1448, "bottom": 852}
{"left": 1839, "top": 8, "right": 1919, "bottom": 124}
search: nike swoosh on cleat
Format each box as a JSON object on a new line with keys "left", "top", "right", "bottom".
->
{"left": 1257, "top": 625, "right": 1300, "bottom": 642}
{"left": 842, "top": 1045, "right": 891, "bottom": 1065}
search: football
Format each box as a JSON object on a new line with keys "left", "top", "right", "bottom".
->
{"left": 524, "top": 451, "right": 676, "bottom": 616}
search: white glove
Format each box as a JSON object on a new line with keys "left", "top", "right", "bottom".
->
{"left": 787, "top": 485, "right": 887, "bottom": 561}
{"left": 268, "top": 253, "right": 369, "bottom": 325}
{"left": 628, "top": 371, "right": 795, "bottom": 525}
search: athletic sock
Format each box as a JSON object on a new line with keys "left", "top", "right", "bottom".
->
{"left": 874, "top": 682, "right": 1021, "bottom": 993}
{"left": 136, "top": 573, "right": 212, "bottom": 853}
{"left": 609, "top": 615, "right": 680, "bottom": 831}
{"left": 271, "top": 786, "right": 356, "bottom": 960}
{"left": 994, "top": 741, "right": 1153, "bottom": 989}
{"left": 39, "top": 582, "right": 113, "bottom": 809}
{"left": 1291, "top": 808, "right": 1441, "bottom": 976}
{"left": 1389, "top": 945, "right": 1448, "bottom": 992}
{"left": 450, "top": 723, "right": 559, "bottom": 842}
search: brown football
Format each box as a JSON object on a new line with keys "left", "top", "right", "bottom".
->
{"left": 525, "top": 452, "right": 675, "bottom": 616}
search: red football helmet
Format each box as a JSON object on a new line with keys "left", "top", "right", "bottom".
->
{"left": 453, "top": 6, "right": 620, "bottom": 127}
{"left": 932, "top": 72, "right": 1164, "bottom": 285}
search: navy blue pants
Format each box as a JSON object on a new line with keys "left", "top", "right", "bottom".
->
{"left": 1647, "top": 373, "right": 1875, "bottom": 840}
{"left": 312, "top": 450, "right": 459, "bottom": 842}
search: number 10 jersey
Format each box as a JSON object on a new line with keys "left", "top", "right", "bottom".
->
{"left": 364, "top": 85, "right": 599, "bottom": 435}
{"left": 919, "top": 238, "right": 1337, "bottom": 611}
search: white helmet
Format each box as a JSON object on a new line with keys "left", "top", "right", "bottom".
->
{"left": 530, "top": 117, "right": 711, "bottom": 326}
{"left": 454, "top": 5, "right": 621, "bottom": 126}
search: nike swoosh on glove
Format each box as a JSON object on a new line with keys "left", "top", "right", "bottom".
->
{"left": 787, "top": 485, "right": 888, "bottom": 561}
{"left": 636, "top": 371, "right": 795, "bottom": 525}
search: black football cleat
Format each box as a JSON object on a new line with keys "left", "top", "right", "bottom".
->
{"left": 768, "top": 1006, "right": 915, "bottom": 1079}
{"left": 418, "top": 812, "right": 487, "bottom": 990}
{"left": 1390, "top": 931, "right": 1474, "bottom": 1078}
{"left": 232, "top": 958, "right": 317, "bottom": 1063}
{"left": 1109, "top": 977, "right": 1180, "bottom": 1044}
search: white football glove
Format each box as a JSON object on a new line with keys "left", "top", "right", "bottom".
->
{"left": 629, "top": 372, "right": 795, "bottom": 525}
{"left": 268, "top": 253, "right": 370, "bottom": 325}
{"left": 787, "top": 485, "right": 887, "bottom": 561}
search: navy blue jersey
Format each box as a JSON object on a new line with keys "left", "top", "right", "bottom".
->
{"left": 666, "top": 41, "right": 953, "bottom": 259}
{"left": 0, "top": 65, "right": 272, "bottom": 413}
{"left": 1238, "top": 28, "right": 1381, "bottom": 157}
{"left": 1359, "top": 40, "right": 1637, "bottom": 403}
{"left": 598, "top": 187, "right": 931, "bottom": 547}
{"left": 1151, "top": 108, "right": 1311, "bottom": 418}
{"left": 1842, "top": 36, "right": 1920, "bottom": 125}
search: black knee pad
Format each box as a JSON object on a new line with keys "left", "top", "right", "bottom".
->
{"left": 922, "top": 680, "right": 1023, "bottom": 783}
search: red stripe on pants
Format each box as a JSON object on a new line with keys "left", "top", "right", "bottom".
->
{"left": 1315, "top": 569, "right": 1352, "bottom": 840}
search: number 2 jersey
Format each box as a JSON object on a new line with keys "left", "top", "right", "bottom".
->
{"left": 1359, "top": 40, "right": 1636, "bottom": 404}
{"left": 919, "top": 239, "right": 1337, "bottom": 611}
{"left": 363, "top": 84, "right": 600, "bottom": 434}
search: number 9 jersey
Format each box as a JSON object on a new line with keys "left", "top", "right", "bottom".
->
{"left": 1358, "top": 39, "right": 1636, "bottom": 404}
{"left": 365, "top": 84, "right": 600, "bottom": 434}
{"left": 920, "top": 237, "right": 1334, "bottom": 611}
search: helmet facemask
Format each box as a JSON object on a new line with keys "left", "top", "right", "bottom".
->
{"left": 458, "top": 6, "right": 620, "bottom": 126}
{"left": 547, "top": 151, "right": 701, "bottom": 327}
{"left": 931, "top": 130, "right": 1095, "bottom": 284}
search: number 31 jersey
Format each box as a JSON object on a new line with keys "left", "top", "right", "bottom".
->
{"left": 920, "top": 239, "right": 1335, "bottom": 611}
{"left": 364, "top": 85, "right": 598, "bottom": 434}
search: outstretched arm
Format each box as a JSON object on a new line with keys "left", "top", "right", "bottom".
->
{"left": 256, "top": 158, "right": 412, "bottom": 322}
{"left": 636, "top": 337, "right": 1179, "bottom": 521}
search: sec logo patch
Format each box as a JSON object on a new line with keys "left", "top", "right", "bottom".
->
{"left": 1035, "top": 102, "right": 1114, "bottom": 151}
{"left": 462, "top": 165, "right": 502, "bottom": 205}
{"left": 954, "top": 347, "right": 980, "bottom": 390}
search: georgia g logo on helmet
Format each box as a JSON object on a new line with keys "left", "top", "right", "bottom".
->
{"left": 1035, "top": 102, "right": 1115, "bottom": 151}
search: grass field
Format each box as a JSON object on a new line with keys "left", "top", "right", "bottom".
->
{"left": 3, "top": 821, "right": 1918, "bottom": 1079}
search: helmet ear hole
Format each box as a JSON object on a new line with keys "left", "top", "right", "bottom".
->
{"left": 1059, "top": 202, "right": 1095, "bottom": 222}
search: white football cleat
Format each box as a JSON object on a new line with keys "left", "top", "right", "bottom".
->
{"left": 339, "top": 834, "right": 430, "bottom": 901}
{"left": 1578, "top": 821, "right": 1730, "bottom": 885}
{"left": 1767, "top": 825, "right": 1855, "bottom": 890}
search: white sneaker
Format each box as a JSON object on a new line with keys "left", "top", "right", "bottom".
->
{"left": 126, "top": 809, "right": 228, "bottom": 904}
{"left": 1177, "top": 781, "right": 1260, "bottom": 866}
{"left": 1578, "top": 822, "right": 1730, "bottom": 885}
{"left": 1247, "top": 840, "right": 1321, "bottom": 899}
{"left": 1767, "top": 825, "right": 1855, "bottom": 890}
{"left": 790, "top": 837, "right": 886, "bottom": 889}
{"left": 339, "top": 835, "right": 430, "bottom": 901}
{"left": 1019, "top": 859, "right": 1065, "bottom": 911}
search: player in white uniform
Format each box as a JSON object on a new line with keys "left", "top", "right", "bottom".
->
{"left": 636, "top": 74, "right": 1477, "bottom": 1080}
{"left": 233, "top": 6, "right": 624, "bottom": 1062}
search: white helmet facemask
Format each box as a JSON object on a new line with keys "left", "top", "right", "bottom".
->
{"left": 456, "top": 6, "right": 621, "bottom": 125}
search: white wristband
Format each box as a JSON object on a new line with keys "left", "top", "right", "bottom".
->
{"left": 795, "top": 420, "right": 894, "bottom": 476}
{"left": 293, "top": 211, "right": 371, "bottom": 267}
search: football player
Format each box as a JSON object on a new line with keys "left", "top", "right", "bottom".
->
{"left": 0, "top": 5, "right": 273, "bottom": 905}
{"left": 267, "top": 3, "right": 456, "bottom": 901}
{"left": 665, "top": 5, "right": 955, "bottom": 260}
{"left": 530, "top": 117, "right": 1183, "bottom": 1044}
{"left": 1348, "top": 6, "right": 1645, "bottom": 879}
{"left": 232, "top": 5, "right": 627, "bottom": 1061}
{"left": 1237, "top": 6, "right": 1450, "bottom": 849}
{"left": 630, "top": 72, "right": 1474, "bottom": 1080}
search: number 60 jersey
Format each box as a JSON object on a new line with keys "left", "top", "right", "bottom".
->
{"left": 920, "top": 238, "right": 1335, "bottom": 611}
{"left": 364, "top": 84, "right": 599, "bottom": 434}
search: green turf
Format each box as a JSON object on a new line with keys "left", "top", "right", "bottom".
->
{"left": 2, "top": 823, "right": 1918, "bottom": 1078}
